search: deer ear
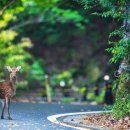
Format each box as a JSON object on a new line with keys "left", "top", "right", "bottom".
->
{"left": 6, "top": 66, "right": 12, "bottom": 72}
{"left": 16, "top": 66, "right": 21, "bottom": 71}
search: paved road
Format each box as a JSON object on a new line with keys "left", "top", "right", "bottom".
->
{"left": 0, "top": 103, "right": 104, "bottom": 130}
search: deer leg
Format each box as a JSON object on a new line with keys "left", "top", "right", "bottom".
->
{"left": 1, "top": 99, "right": 6, "bottom": 119}
{"left": 6, "top": 98, "right": 12, "bottom": 120}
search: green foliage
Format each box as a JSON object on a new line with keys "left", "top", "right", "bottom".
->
{"left": 86, "top": 61, "right": 101, "bottom": 83}
{"left": 0, "top": 0, "right": 129, "bottom": 106}
{"left": 79, "top": 0, "right": 130, "bottom": 119}
{"left": 61, "top": 97, "right": 76, "bottom": 103}
{"left": 79, "top": 0, "right": 129, "bottom": 63}
{"left": 87, "top": 88, "right": 105, "bottom": 103}
{"left": 0, "top": 4, "right": 46, "bottom": 89}
{"left": 11, "top": 0, "right": 89, "bottom": 50}
{"left": 0, "top": 0, "right": 89, "bottom": 92}
{"left": 112, "top": 73, "right": 130, "bottom": 118}
{"left": 51, "top": 70, "right": 74, "bottom": 87}
{"left": 30, "top": 60, "right": 45, "bottom": 81}
{"left": 16, "top": 81, "right": 28, "bottom": 90}
{"left": 107, "top": 38, "right": 130, "bottom": 63}
{"left": 112, "top": 90, "right": 130, "bottom": 119}
{"left": 20, "top": 0, "right": 87, "bottom": 26}
{"left": 106, "top": 26, "right": 130, "bottom": 63}
{"left": 0, "top": 13, "right": 32, "bottom": 70}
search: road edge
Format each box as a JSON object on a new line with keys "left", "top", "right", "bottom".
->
{"left": 47, "top": 111, "right": 111, "bottom": 130}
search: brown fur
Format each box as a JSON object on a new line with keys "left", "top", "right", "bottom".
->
{"left": 0, "top": 81, "right": 15, "bottom": 99}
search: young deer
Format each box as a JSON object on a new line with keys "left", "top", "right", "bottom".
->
{"left": 0, "top": 66, "right": 21, "bottom": 120}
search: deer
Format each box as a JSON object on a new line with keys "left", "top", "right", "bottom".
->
{"left": 0, "top": 66, "right": 21, "bottom": 120}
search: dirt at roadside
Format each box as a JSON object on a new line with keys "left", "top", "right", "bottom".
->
{"left": 80, "top": 114, "right": 130, "bottom": 130}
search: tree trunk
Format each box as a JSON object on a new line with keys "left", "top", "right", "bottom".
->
{"left": 45, "top": 75, "right": 52, "bottom": 103}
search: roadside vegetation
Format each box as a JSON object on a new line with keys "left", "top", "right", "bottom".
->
{"left": 79, "top": 0, "right": 130, "bottom": 119}
{"left": 0, "top": 0, "right": 130, "bottom": 119}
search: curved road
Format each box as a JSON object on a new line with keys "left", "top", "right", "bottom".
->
{"left": 0, "top": 103, "right": 104, "bottom": 130}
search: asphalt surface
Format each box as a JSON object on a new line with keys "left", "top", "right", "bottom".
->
{"left": 0, "top": 102, "right": 104, "bottom": 130}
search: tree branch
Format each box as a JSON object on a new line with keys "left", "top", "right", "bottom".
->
{"left": 10, "top": 18, "right": 45, "bottom": 30}
{"left": 0, "top": 0, "right": 16, "bottom": 16}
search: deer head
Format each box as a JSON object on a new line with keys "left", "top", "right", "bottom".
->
{"left": 6, "top": 66, "right": 21, "bottom": 82}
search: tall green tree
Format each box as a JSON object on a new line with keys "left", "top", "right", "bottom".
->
{"left": 79, "top": 0, "right": 130, "bottom": 118}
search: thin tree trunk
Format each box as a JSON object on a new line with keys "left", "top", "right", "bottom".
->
{"left": 45, "top": 75, "right": 52, "bottom": 103}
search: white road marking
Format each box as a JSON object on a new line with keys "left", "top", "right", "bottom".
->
{"left": 47, "top": 111, "right": 111, "bottom": 130}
